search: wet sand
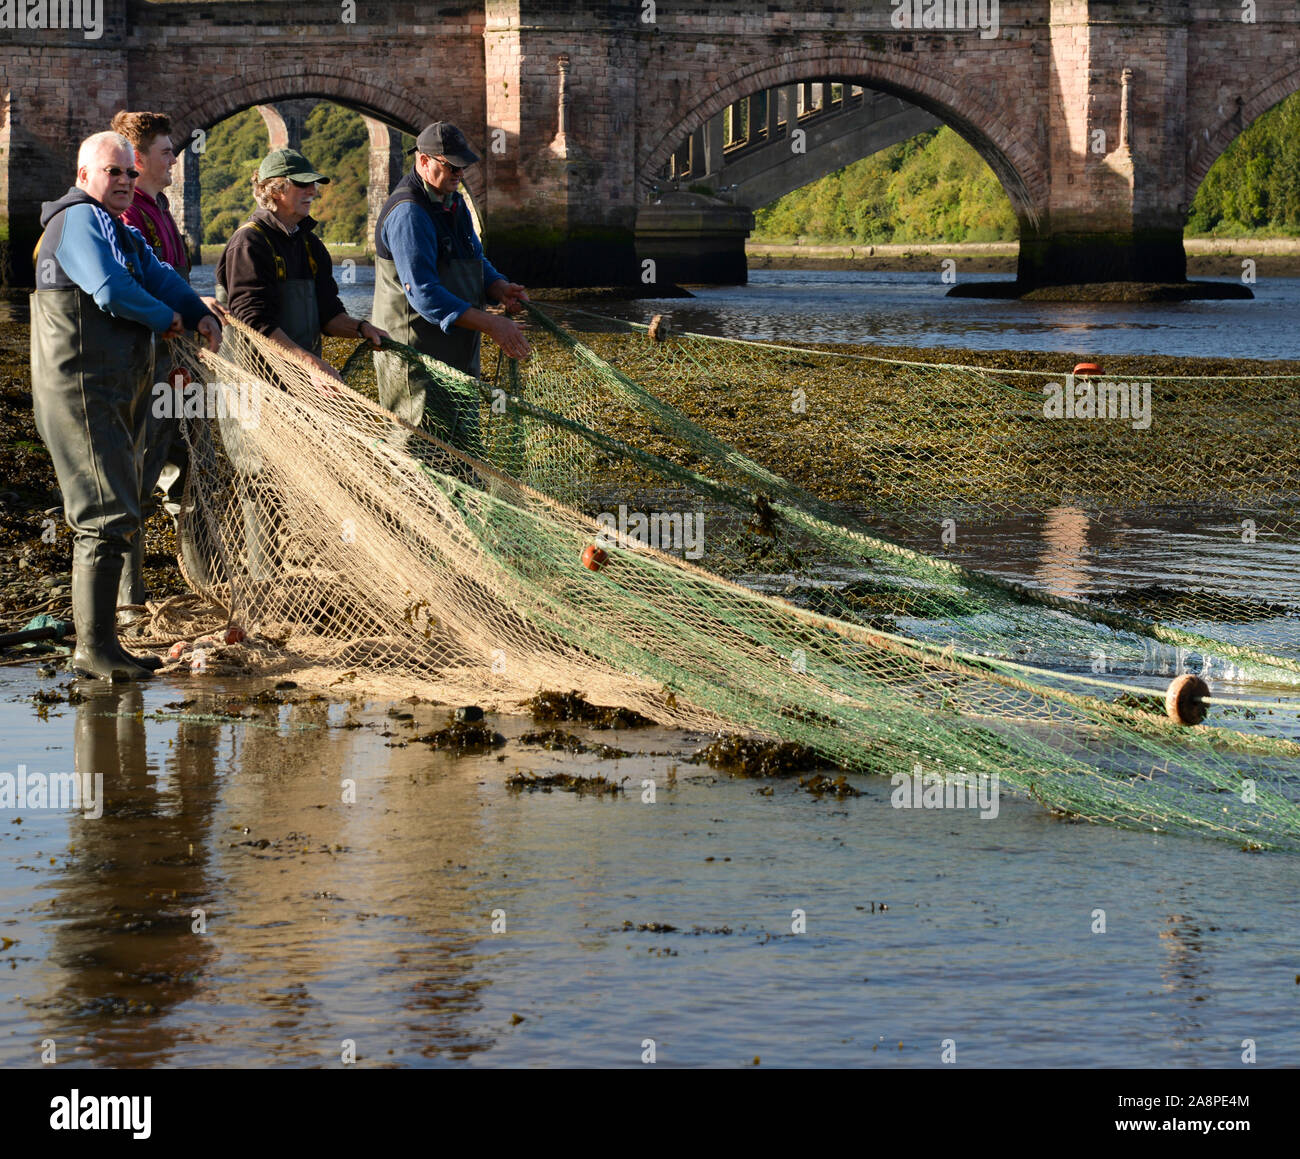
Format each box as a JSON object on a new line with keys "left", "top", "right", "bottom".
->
{"left": 2, "top": 669, "right": 1299, "bottom": 1067}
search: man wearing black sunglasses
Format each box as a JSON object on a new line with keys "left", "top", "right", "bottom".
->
{"left": 30, "top": 131, "right": 221, "bottom": 679}
{"left": 371, "top": 121, "right": 529, "bottom": 453}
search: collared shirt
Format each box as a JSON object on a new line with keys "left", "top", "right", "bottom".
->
{"left": 121, "top": 187, "right": 189, "bottom": 274}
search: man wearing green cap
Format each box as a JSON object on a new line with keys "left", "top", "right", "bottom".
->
{"left": 372, "top": 122, "right": 529, "bottom": 451}
{"left": 216, "top": 148, "right": 386, "bottom": 581}
{"left": 217, "top": 147, "right": 385, "bottom": 377}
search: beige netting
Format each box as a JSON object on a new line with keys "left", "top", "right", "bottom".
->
{"left": 157, "top": 311, "right": 1300, "bottom": 849}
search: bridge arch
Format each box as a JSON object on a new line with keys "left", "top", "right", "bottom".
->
{"left": 1187, "top": 60, "right": 1300, "bottom": 205}
{"left": 153, "top": 66, "right": 484, "bottom": 256}
{"left": 637, "top": 50, "right": 1046, "bottom": 234}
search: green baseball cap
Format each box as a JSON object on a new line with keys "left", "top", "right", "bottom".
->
{"left": 257, "top": 147, "right": 330, "bottom": 184}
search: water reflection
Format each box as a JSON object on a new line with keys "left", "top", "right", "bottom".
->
{"left": 1034, "top": 505, "right": 1095, "bottom": 601}
{"left": 41, "top": 684, "right": 218, "bottom": 1065}
{"left": 28, "top": 686, "right": 497, "bottom": 1065}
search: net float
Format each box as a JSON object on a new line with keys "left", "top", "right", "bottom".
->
{"left": 1166, "top": 673, "right": 1209, "bottom": 726}
{"left": 169, "top": 366, "right": 191, "bottom": 390}
{"left": 581, "top": 544, "right": 608, "bottom": 571}
{"left": 225, "top": 624, "right": 246, "bottom": 644}
{"left": 1073, "top": 362, "right": 1102, "bottom": 377}
{"left": 167, "top": 639, "right": 188, "bottom": 662}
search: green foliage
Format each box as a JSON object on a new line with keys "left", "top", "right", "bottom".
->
{"left": 1187, "top": 91, "right": 1300, "bottom": 236}
{"left": 753, "top": 90, "right": 1300, "bottom": 244}
{"left": 299, "top": 103, "right": 369, "bottom": 245}
{"left": 200, "top": 103, "right": 416, "bottom": 247}
{"left": 198, "top": 107, "right": 268, "bottom": 245}
{"left": 752, "top": 126, "right": 1018, "bottom": 244}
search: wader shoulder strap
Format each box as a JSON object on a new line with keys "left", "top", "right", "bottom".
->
{"left": 239, "top": 218, "right": 318, "bottom": 281}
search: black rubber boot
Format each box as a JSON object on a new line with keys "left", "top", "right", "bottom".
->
{"left": 71, "top": 562, "right": 153, "bottom": 681}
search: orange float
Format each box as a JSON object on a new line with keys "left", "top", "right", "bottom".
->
{"left": 1165, "top": 674, "right": 1209, "bottom": 726}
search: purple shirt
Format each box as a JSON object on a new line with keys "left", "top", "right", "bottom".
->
{"left": 121, "top": 187, "right": 189, "bottom": 276}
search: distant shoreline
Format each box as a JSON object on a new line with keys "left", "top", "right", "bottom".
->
{"left": 195, "top": 238, "right": 1300, "bottom": 279}
{"left": 747, "top": 238, "right": 1300, "bottom": 277}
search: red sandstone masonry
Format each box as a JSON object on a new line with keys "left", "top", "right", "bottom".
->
{"left": 1, "top": 0, "right": 1298, "bottom": 280}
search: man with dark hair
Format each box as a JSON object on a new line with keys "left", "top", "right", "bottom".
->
{"left": 31, "top": 131, "right": 221, "bottom": 680}
{"left": 111, "top": 111, "right": 189, "bottom": 276}
{"left": 371, "top": 121, "right": 529, "bottom": 451}
{"left": 110, "top": 109, "right": 199, "bottom": 606}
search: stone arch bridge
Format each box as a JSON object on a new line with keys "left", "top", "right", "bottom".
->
{"left": 2, "top": 0, "right": 1297, "bottom": 287}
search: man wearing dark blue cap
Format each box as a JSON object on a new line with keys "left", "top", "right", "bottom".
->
{"left": 371, "top": 121, "right": 530, "bottom": 450}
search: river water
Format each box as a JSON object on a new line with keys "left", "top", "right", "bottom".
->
{"left": 2, "top": 672, "right": 1298, "bottom": 1068}
{"left": 1, "top": 269, "right": 1298, "bottom": 1068}
{"left": 184, "top": 263, "right": 1300, "bottom": 359}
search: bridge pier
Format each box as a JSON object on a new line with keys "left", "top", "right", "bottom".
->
{"left": 256, "top": 99, "right": 318, "bottom": 153}
{"left": 1017, "top": 8, "right": 1191, "bottom": 288}
{"left": 170, "top": 146, "right": 204, "bottom": 268}
{"left": 364, "top": 117, "right": 405, "bottom": 257}
{"left": 481, "top": 12, "right": 641, "bottom": 287}
{"left": 0, "top": 2, "right": 1295, "bottom": 295}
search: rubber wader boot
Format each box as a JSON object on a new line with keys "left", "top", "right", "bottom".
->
{"left": 111, "top": 540, "right": 164, "bottom": 670}
{"left": 242, "top": 498, "right": 278, "bottom": 582}
{"left": 72, "top": 562, "right": 153, "bottom": 681}
{"left": 117, "top": 535, "right": 147, "bottom": 616}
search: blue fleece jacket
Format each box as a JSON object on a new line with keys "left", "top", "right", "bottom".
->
{"left": 44, "top": 194, "right": 208, "bottom": 332}
{"left": 379, "top": 198, "right": 505, "bottom": 332}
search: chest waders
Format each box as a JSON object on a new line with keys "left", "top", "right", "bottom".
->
{"left": 372, "top": 248, "right": 484, "bottom": 458}
{"left": 30, "top": 240, "right": 160, "bottom": 678}
{"left": 130, "top": 263, "right": 192, "bottom": 611}
{"left": 215, "top": 220, "right": 322, "bottom": 584}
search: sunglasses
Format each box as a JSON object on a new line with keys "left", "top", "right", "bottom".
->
{"left": 433, "top": 157, "right": 466, "bottom": 175}
{"left": 101, "top": 165, "right": 140, "bottom": 180}
{"left": 289, "top": 179, "right": 318, "bottom": 188}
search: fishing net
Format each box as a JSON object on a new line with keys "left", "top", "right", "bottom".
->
{"left": 166, "top": 308, "right": 1300, "bottom": 850}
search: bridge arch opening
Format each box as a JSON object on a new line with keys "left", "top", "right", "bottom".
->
{"left": 191, "top": 101, "right": 419, "bottom": 268}
{"left": 164, "top": 73, "right": 485, "bottom": 268}
{"left": 638, "top": 63, "right": 1044, "bottom": 284}
{"left": 1186, "top": 87, "right": 1300, "bottom": 240}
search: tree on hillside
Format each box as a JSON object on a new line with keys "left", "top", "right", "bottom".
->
{"left": 200, "top": 102, "right": 414, "bottom": 247}
{"left": 1188, "top": 91, "right": 1300, "bottom": 236}
{"left": 752, "top": 126, "right": 1017, "bottom": 245}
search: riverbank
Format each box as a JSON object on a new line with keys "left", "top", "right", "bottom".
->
{"left": 192, "top": 237, "right": 1300, "bottom": 280}
{"left": 748, "top": 237, "right": 1300, "bottom": 278}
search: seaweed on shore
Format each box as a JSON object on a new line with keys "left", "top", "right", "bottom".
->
{"left": 414, "top": 717, "right": 506, "bottom": 750}
{"left": 523, "top": 689, "right": 654, "bottom": 729}
{"left": 1098, "top": 584, "right": 1296, "bottom": 624}
{"left": 518, "top": 728, "right": 630, "bottom": 758}
{"left": 690, "top": 732, "right": 825, "bottom": 778}
{"left": 506, "top": 770, "right": 625, "bottom": 795}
